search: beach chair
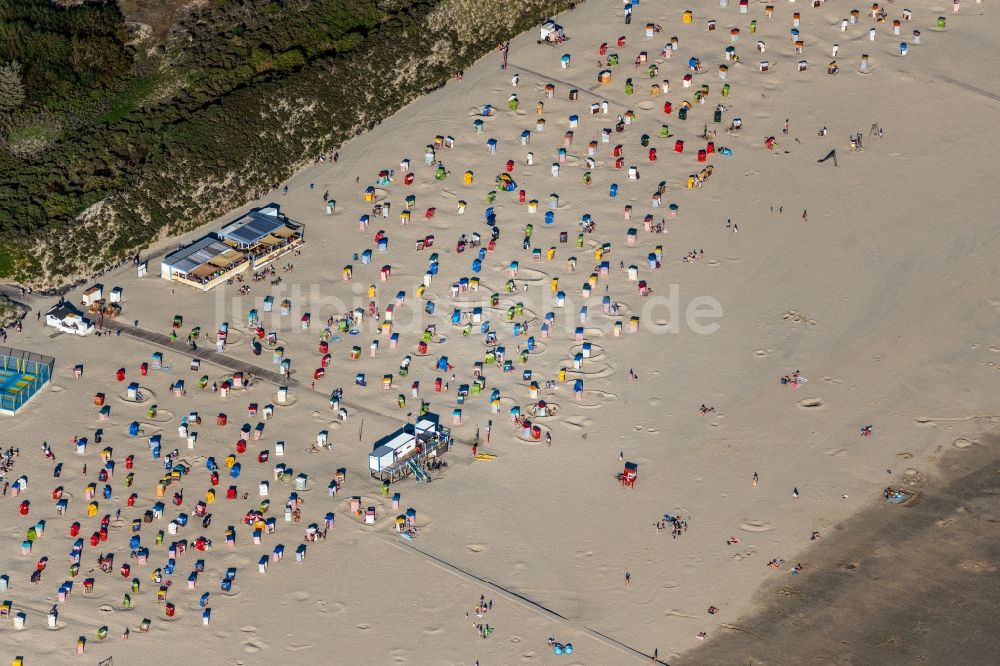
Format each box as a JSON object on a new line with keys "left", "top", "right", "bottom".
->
{"left": 621, "top": 463, "right": 638, "bottom": 488}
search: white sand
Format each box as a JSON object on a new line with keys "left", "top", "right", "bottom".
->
{"left": 3, "top": 1, "right": 1000, "bottom": 663}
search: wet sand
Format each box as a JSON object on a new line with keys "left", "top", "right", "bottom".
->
{"left": 681, "top": 436, "right": 1000, "bottom": 666}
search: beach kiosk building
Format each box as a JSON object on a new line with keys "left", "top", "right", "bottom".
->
{"left": 160, "top": 204, "right": 304, "bottom": 291}
{"left": 369, "top": 413, "right": 451, "bottom": 482}
{"left": 45, "top": 304, "right": 94, "bottom": 336}
{"left": 160, "top": 236, "right": 248, "bottom": 291}
{"left": 217, "top": 204, "right": 305, "bottom": 269}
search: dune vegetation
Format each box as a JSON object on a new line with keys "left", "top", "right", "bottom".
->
{"left": 0, "top": 0, "right": 571, "bottom": 286}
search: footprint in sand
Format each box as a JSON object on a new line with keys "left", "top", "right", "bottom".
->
{"left": 739, "top": 520, "right": 775, "bottom": 533}
{"left": 637, "top": 101, "right": 655, "bottom": 110}
{"left": 953, "top": 438, "right": 973, "bottom": 449}
{"left": 825, "top": 448, "right": 848, "bottom": 457}
{"left": 467, "top": 544, "right": 485, "bottom": 553}
{"left": 564, "top": 417, "right": 593, "bottom": 430}
{"left": 664, "top": 609, "right": 699, "bottom": 619}
{"left": 356, "top": 623, "right": 372, "bottom": 631}
{"left": 797, "top": 398, "right": 825, "bottom": 409}
{"left": 240, "top": 626, "right": 259, "bottom": 633}
{"left": 648, "top": 397, "right": 662, "bottom": 407}
{"left": 287, "top": 591, "right": 310, "bottom": 602}
{"left": 781, "top": 310, "right": 817, "bottom": 325}
{"left": 323, "top": 601, "right": 346, "bottom": 614}
{"left": 243, "top": 639, "right": 269, "bottom": 653}
{"left": 424, "top": 627, "right": 444, "bottom": 635}
{"left": 753, "top": 349, "right": 769, "bottom": 358}
{"left": 50, "top": 385, "right": 64, "bottom": 393}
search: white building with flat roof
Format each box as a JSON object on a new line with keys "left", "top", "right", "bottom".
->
{"left": 45, "top": 304, "right": 94, "bottom": 336}
{"left": 369, "top": 413, "right": 450, "bottom": 482}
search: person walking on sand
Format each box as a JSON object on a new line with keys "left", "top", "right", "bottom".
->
{"left": 625, "top": 571, "right": 631, "bottom": 587}
{"left": 546, "top": 432, "right": 552, "bottom": 447}
{"left": 753, "top": 472, "right": 758, "bottom": 487}
{"left": 802, "top": 209, "right": 808, "bottom": 222}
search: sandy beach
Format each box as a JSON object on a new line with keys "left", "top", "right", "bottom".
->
{"left": 2, "top": 0, "right": 1000, "bottom": 663}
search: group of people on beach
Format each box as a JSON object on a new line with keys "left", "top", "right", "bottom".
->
{"left": 656, "top": 514, "right": 689, "bottom": 538}
{"left": 469, "top": 594, "right": 495, "bottom": 639}
{"left": 0, "top": 446, "right": 19, "bottom": 496}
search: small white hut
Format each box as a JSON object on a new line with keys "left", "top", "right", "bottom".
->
{"left": 540, "top": 21, "right": 565, "bottom": 43}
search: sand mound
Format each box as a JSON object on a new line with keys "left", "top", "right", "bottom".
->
{"left": 797, "top": 398, "right": 825, "bottom": 409}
